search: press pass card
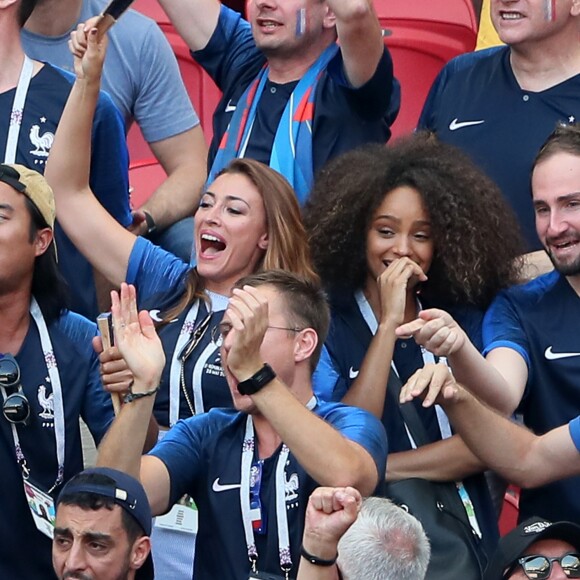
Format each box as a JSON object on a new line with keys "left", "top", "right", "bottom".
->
{"left": 24, "top": 480, "right": 56, "bottom": 539}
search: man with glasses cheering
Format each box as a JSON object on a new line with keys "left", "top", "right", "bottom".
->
{"left": 0, "top": 164, "right": 115, "bottom": 579}
{"left": 483, "top": 517, "right": 580, "bottom": 579}
{"left": 97, "top": 270, "right": 387, "bottom": 580}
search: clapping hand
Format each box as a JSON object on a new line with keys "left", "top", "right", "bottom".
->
{"left": 110, "top": 283, "right": 165, "bottom": 393}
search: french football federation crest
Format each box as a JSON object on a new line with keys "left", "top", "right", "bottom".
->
{"left": 29, "top": 124, "right": 54, "bottom": 158}
{"left": 37, "top": 383, "right": 54, "bottom": 426}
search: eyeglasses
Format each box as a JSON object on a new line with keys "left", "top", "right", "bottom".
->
{"left": 0, "top": 354, "right": 30, "bottom": 425}
{"left": 210, "top": 322, "right": 303, "bottom": 345}
{"left": 506, "top": 552, "right": 580, "bottom": 579}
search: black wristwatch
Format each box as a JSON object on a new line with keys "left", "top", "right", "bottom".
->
{"left": 143, "top": 211, "right": 157, "bottom": 237}
{"left": 237, "top": 364, "right": 276, "bottom": 396}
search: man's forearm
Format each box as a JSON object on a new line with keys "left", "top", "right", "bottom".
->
{"left": 252, "top": 381, "right": 379, "bottom": 495}
{"left": 443, "top": 389, "right": 578, "bottom": 487}
{"left": 386, "top": 434, "right": 485, "bottom": 482}
{"left": 96, "top": 394, "right": 156, "bottom": 480}
{"left": 139, "top": 170, "right": 201, "bottom": 231}
{"left": 328, "top": 0, "right": 384, "bottom": 88}
{"left": 448, "top": 340, "right": 519, "bottom": 414}
{"left": 298, "top": 552, "right": 339, "bottom": 580}
{"left": 143, "top": 127, "right": 207, "bottom": 230}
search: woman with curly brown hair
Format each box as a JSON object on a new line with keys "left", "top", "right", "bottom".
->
{"left": 304, "top": 134, "right": 524, "bottom": 577}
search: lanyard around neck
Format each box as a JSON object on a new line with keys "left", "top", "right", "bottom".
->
{"left": 354, "top": 290, "right": 451, "bottom": 443}
{"left": 240, "top": 415, "right": 292, "bottom": 576}
{"left": 354, "top": 292, "right": 480, "bottom": 534}
{"left": 5, "top": 55, "right": 34, "bottom": 164}
{"left": 168, "top": 293, "right": 228, "bottom": 426}
{"left": 239, "top": 397, "right": 317, "bottom": 577}
{"left": 1, "top": 298, "right": 65, "bottom": 493}
{"left": 169, "top": 300, "right": 200, "bottom": 426}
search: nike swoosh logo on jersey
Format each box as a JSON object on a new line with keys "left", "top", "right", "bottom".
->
{"left": 149, "top": 309, "right": 177, "bottom": 324}
{"left": 349, "top": 367, "right": 359, "bottom": 379}
{"left": 544, "top": 346, "right": 580, "bottom": 360}
{"left": 212, "top": 478, "right": 241, "bottom": 493}
{"left": 225, "top": 100, "right": 237, "bottom": 113}
{"left": 449, "top": 118, "right": 485, "bottom": 131}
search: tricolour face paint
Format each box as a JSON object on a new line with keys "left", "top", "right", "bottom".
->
{"left": 544, "top": 0, "right": 557, "bottom": 21}
{"left": 295, "top": 8, "right": 306, "bottom": 37}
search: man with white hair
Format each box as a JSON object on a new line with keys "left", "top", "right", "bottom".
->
{"left": 298, "top": 487, "right": 430, "bottom": 580}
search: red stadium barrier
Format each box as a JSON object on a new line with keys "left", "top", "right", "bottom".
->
{"left": 499, "top": 486, "right": 520, "bottom": 536}
{"left": 128, "top": 157, "right": 167, "bottom": 210}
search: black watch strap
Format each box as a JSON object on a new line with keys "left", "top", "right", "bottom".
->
{"left": 237, "top": 363, "right": 276, "bottom": 396}
{"left": 143, "top": 211, "right": 157, "bottom": 236}
{"left": 300, "top": 545, "right": 338, "bottom": 567}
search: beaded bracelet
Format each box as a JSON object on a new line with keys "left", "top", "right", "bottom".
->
{"left": 123, "top": 382, "right": 160, "bottom": 404}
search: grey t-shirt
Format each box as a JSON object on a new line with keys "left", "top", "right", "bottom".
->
{"left": 22, "top": 0, "right": 199, "bottom": 143}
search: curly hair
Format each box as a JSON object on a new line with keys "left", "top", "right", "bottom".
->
{"left": 304, "top": 134, "right": 524, "bottom": 308}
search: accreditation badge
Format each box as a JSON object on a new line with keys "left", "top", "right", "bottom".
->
{"left": 154, "top": 494, "right": 198, "bottom": 534}
{"left": 23, "top": 479, "right": 56, "bottom": 539}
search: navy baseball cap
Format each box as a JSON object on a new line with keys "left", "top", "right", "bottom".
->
{"left": 484, "top": 516, "right": 580, "bottom": 579}
{"left": 57, "top": 467, "right": 154, "bottom": 580}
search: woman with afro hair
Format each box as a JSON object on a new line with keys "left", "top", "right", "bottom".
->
{"left": 304, "top": 133, "right": 525, "bottom": 573}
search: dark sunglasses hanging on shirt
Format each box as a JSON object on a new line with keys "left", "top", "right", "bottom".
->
{"left": 0, "top": 354, "right": 30, "bottom": 425}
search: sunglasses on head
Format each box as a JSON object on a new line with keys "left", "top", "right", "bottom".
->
{"left": 0, "top": 354, "right": 30, "bottom": 426}
{"left": 505, "top": 552, "right": 580, "bottom": 579}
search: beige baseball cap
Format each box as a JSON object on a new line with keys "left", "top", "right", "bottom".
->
{"left": 0, "top": 164, "right": 55, "bottom": 229}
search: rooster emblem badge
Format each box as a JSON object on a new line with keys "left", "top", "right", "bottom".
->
{"left": 29, "top": 125, "right": 54, "bottom": 157}
{"left": 37, "top": 385, "right": 54, "bottom": 420}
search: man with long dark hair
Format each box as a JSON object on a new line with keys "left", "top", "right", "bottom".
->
{"left": 0, "top": 164, "right": 115, "bottom": 579}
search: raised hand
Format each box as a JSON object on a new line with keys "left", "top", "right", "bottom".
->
{"left": 396, "top": 308, "right": 466, "bottom": 357}
{"left": 69, "top": 18, "right": 107, "bottom": 83}
{"left": 110, "top": 283, "right": 165, "bottom": 392}
{"left": 220, "top": 285, "right": 269, "bottom": 381}
{"left": 303, "top": 487, "right": 362, "bottom": 552}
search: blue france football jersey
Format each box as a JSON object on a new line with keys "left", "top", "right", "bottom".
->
{"left": 127, "top": 238, "right": 231, "bottom": 427}
{"left": 0, "top": 64, "right": 131, "bottom": 319}
{"left": 2, "top": 310, "right": 114, "bottom": 578}
{"left": 419, "top": 47, "right": 580, "bottom": 250}
{"left": 483, "top": 271, "right": 580, "bottom": 522}
{"left": 194, "top": 5, "right": 400, "bottom": 181}
{"left": 314, "top": 291, "right": 499, "bottom": 556}
{"left": 150, "top": 403, "right": 387, "bottom": 579}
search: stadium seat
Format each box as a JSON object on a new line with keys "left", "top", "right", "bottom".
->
{"left": 128, "top": 0, "right": 223, "bottom": 208}
{"left": 128, "top": 158, "right": 167, "bottom": 210}
{"left": 376, "top": 0, "right": 478, "bottom": 137}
